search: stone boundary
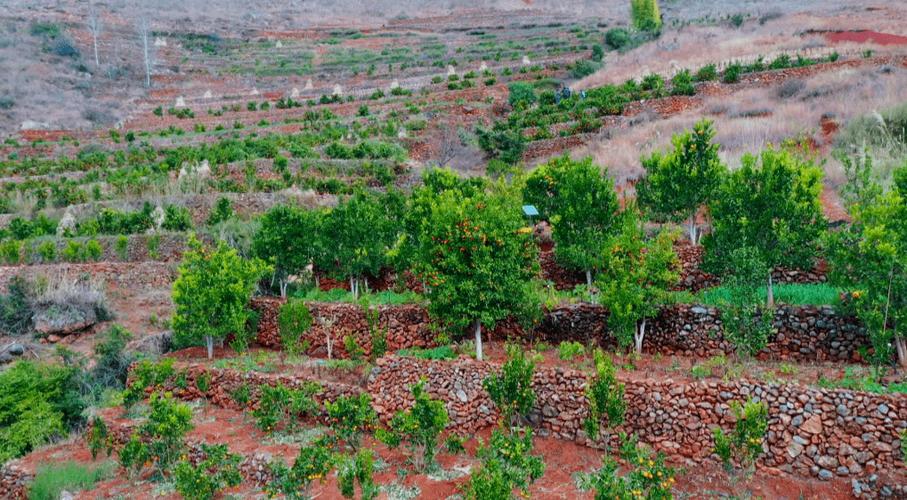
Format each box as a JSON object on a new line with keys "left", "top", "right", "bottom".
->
{"left": 251, "top": 298, "right": 869, "bottom": 363}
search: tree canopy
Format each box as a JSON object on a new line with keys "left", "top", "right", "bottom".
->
{"left": 415, "top": 183, "right": 539, "bottom": 359}
{"left": 253, "top": 204, "right": 326, "bottom": 296}
{"left": 172, "top": 235, "right": 271, "bottom": 358}
{"left": 703, "top": 147, "right": 825, "bottom": 305}
{"left": 637, "top": 119, "right": 725, "bottom": 243}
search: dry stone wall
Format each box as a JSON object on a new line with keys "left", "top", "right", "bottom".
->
{"left": 369, "top": 356, "right": 907, "bottom": 482}
{"left": 251, "top": 298, "right": 436, "bottom": 357}
{"left": 252, "top": 298, "right": 869, "bottom": 363}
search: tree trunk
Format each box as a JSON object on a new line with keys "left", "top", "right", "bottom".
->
{"left": 205, "top": 335, "right": 214, "bottom": 359}
{"left": 142, "top": 31, "right": 151, "bottom": 88}
{"left": 585, "top": 270, "right": 595, "bottom": 303}
{"left": 93, "top": 36, "right": 99, "bottom": 67}
{"left": 279, "top": 278, "right": 288, "bottom": 298}
{"left": 688, "top": 214, "right": 698, "bottom": 245}
{"left": 895, "top": 335, "right": 907, "bottom": 368}
{"left": 474, "top": 319, "right": 483, "bottom": 361}
{"left": 363, "top": 276, "right": 369, "bottom": 295}
{"left": 766, "top": 273, "right": 775, "bottom": 308}
{"left": 634, "top": 318, "right": 647, "bottom": 354}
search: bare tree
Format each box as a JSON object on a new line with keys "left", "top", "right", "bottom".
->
{"left": 87, "top": 3, "right": 102, "bottom": 67}
{"left": 135, "top": 16, "right": 153, "bottom": 88}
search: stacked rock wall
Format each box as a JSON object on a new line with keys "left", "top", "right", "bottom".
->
{"left": 369, "top": 356, "right": 907, "bottom": 481}
{"left": 251, "top": 298, "right": 436, "bottom": 356}
{"left": 253, "top": 298, "right": 869, "bottom": 363}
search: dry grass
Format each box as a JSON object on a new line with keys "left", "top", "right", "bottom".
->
{"left": 571, "top": 63, "right": 907, "bottom": 187}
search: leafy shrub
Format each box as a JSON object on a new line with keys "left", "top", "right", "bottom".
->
{"left": 278, "top": 299, "right": 312, "bottom": 354}
{"left": 605, "top": 28, "right": 631, "bottom": 50}
{"left": 343, "top": 334, "right": 364, "bottom": 361}
{"left": 507, "top": 82, "right": 537, "bottom": 108}
{"left": 0, "top": 240, "right": 22, "bottom": 264}
{"left": 670, "top": 69, "right": 695, "bottom": 96}
{"left": 337, "top": 449, "right": 378, "bottom": 500}
{"left": 87, "top": 416, "right": 113, "bottom": 460}
{"left": 265, "top": 437, "right": 335, "bottom": 498}
{"left": 445, "top": 434, "right": 466, "bottom": 454}
{"left": 631, "top": 0, "right": 662, "bottom": 32}
{"left": 557, "top": 341, "right": 585, "bottom": 360}
{"left": 483, "top": 344, "right": 537, "bottom": 427}
{"left": 712, "top": 399, "right": 768, "bottom": 473}
{"left": 90, "top": 324, "right": 134, "bottom": 394}
{"left": 85, "top": 239, "right": 103, "bottom": 261}
{"left": 115, "top": 235, "right": 129, "bottom": 260}
{"left": 230, "top": 383, "right": 251, "bottom": 406}
{"left": 163, "top": 204, "right": 192, "bottom": 231}
{"left": 325, "top": 393, "right": 377, "bottom": 450}
{"left": 722, "top": 62, "right": 742, "bottom": 83}
{"left": 122, "top": 358, "right": 177, "bottom": 407}
{"left": 694, "top": 64, "right": 718, "bottom": 82}
{"left": 0, "top": 276, "right": 34, "bottom": 335}
{"left": 253, "top": 382, "right": 321, "bottom": 434}
{"left": 578, "top": 434, "right": 676, "bottom": 499}
{"left": 584, "top": 350, "right": 626, "bottom": 440}
{"left": 377, "top": 380, "right": 448, "bottom": 471}
{"left": 28, "top": 461, "right": 114, "bottom": 500}
{"left": 476, "top": 125, "right": 525, "bottom": 164}
{"left": 119, "top": 392, "right": 193, "bottom": 478}
{"left": 174, "top": 443, "right": 243, "bottom": 500}
{"left": 467, "top": 428, "right": 544, "bottom": 499}
{"left": 0, "top": 361, "right": 84, "bottom": 463}
{"left": 571, "top": 60, "right": 602, "bottom": 79}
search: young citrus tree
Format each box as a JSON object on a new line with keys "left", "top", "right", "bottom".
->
{"left": 415, "top": 183, "right": 539, "bottom": 360}
{"left": 253, "top": 205, "right": 326, "bottom": 296}
{"left": 172, "top": 235, "right": 271, "bottom": 358}
{"left": 636, "top": 119, "right": 725, "bottom": 244}
{"left": 523, "top": 156, "right": 621, "bottom": 289}
{"left": 828, "top": 165, "right": 907, "bottom": 368}
{"left": 597, "top": 209, "right": 679, "bottom": 354}
{"left": 322, "top": 190, "right": 402, "bottom": 298}
{"left": 703, "top": 147, "right": 825, "bottom": 307}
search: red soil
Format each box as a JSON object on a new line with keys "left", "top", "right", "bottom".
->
{"left": 825, "top": 30, "right": 907, "bottom": 46}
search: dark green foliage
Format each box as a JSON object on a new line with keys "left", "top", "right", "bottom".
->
{"left": 713, "top": 399, "right": 768, "bottom": 472}
{"left": 278, "top": 299, "right": 313, "bottom": 354}
{"left": 254, "top": 204, "right": 325, "bottom": 295}
{"left": 578, "top": 434, "right": 676, "bottom": 499}
{"left": 119, "top": 392, "right": 193, "bottom": 478}
{"left": 604, "top": 28, "right": 631, "bottom": 50}
{"left": 718, "top": 247, "right": 774, "bottom": 357}
{"left": 90, "top": 324, "right": 134, "bottom": 392}
{"left": 476, "top": 124, "right": 526, "bottom": 164}
{"left": 722, "top": 62, "right": 742, "bottom": 83}
{"left": 483, "top": 344, "right": 537, "bottom": 427}
{"left": 467, "top": 428, "right": 545, "bottom": 499}
{"left": 337, "top": 449, "right": 378, "bottom": 500}
{"left": 670, "top": 69, "right": 695, "bottom": 96}
{"left": 162, "top": 204, "right": 192, "bottom": 231}
{"left": 571, "top": 60, "right": 602, "bottom": 79}
{"left": 377, "top": 380, "right": 448, "bottom": 471}
{"left": 508, "top": 82, "right": 537, "bottom": 108}
{"left": 174, "top": 443, "right": 243, "bottom": 500}
{"left": 0, "top": 361, "right": 84, "bottom": 463}
{"left": 694, "top": 64, "right": 718, "bottom": 82}
{"left": 584, "top": 350, "right": 626, "bottom": 440}
{"left": 27, "top": 461, "right": 114, "bottom": 500}
{"left": 636, "top": 119, "right": 725, "bottom": 243}
{"left": 253, "top": 382, "right": 321, "bottom": 434}
{"left": 207, "top": 197, "right": 234, "bottom": 226}
{"left": 265, "top": 437, "right": 335, "bottom": 499}
{"left": 0, "top": 276, "right": 33, "bottom": 335}
{"left": 325, "top": 393, "right": 378, "bottom": 450}
{"left": 703, "top": 147, "right": 825, "bottom": 301}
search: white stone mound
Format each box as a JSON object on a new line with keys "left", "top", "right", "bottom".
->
{"left": 397, "top": 129, "right": 407, "bottom": 139}
{"left": 522, "top": 55, "right": 531, "bottom": 65}
{"left": 332, "top": 84, "right": 343, "bottom": 96}
{"left": 20, "top": 120, "right": 49, "bottom": 130}
{"left": 479, "top": 61, "right": 488, "bottom": 71}
{"left": 174, "top": 96, "right": 186, "bottom": 108}
{"left": 203, "top": 90, "right": 213, "bottom": 99}
{"left": 447, "top": 65, "right": 456, "bottom": 76}
{"left": 290, "top": 87, "right": 300, "bottom": 98}
{"left": 304, "top": 79, "right": 313, "bottom": 90}
{"left": 151, "top": 205, "right": 165, "bottom": 230}
{"left": 250, "top": 88, "right": 260, "bottom": 96}
{"left": 275, "top": 40, "right": 283, "bottom": 48}
{"left": 57, "top": 211, "right": 76, "bottom": 237}
{"left": 389, "top": 79, "right": 400, "bottom": 90}
{"left": 154, "top": 37, "right": 167, "bottom": 47}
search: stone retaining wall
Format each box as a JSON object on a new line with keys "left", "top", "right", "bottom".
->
{"left": 251, "top": 298, "right": 436, "bottom": 356}
{"left": 252, "top": 298, "right": 869, "bottom": 363}
{"left": 369, "top": 356, "right": 907, "bottom": 483}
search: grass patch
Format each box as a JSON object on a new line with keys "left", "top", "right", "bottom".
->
{"left": 695, "top": 283, "right": 841, "bottom": 306}
{"left": 295, "top": 288, "right": 423, "bottom": 305}
{"left": 212, "top": 351, "right": 278, "bottom": 373}
{"left": 396, "top": 345, "right": 457, "bottom": 360}
{"left": 818, "top": 367, "right": 907, "bottom": 394}
{"left": 28, "top": 460, "right": 115, "bottom": 500}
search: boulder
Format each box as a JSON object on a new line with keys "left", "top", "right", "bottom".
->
{"left": 32, "top": 303, "right": 97, "bottom": 336}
